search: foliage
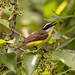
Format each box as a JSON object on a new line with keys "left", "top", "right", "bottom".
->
{"left": 0, "top": 0, "right": 75, "bottom": 75}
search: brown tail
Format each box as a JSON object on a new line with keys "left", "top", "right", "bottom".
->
{"left": 15, "top": 42, "right": 27, "bottom": 51}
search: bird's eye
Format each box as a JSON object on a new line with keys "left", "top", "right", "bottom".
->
{"left": 42, "top": 21, "right": 57, "bottom": 30}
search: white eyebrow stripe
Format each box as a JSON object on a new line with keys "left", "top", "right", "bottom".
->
{"left": 43, "top": 23, "right": 51, "bottom": 28}
{"left": 42, "top": 21, "right": 56, "bottom": 30}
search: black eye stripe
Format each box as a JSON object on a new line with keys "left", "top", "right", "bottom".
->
{"left": 42, "top": 21, "right": 57, "bottom": 30}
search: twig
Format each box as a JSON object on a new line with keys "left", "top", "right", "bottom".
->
{"left": 0, "top": 65, "right": 7, "bottom": 71}
{"left": 10, "top": 0, "right": 17, "bottom": 38}
{"left": 5, "top": 0, "right": 17, "bottom": 51}
{"left": 12, "top": 0, "right": 17, "bottom": 29}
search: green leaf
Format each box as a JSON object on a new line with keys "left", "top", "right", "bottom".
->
{"left": 0, "top": 59, "right": 2, "bottom": 66}
{"left": 0, "top": 19, "right": 12, "bottom": 35}
{"left": 2, "top": 70, "right": 16, "bottom": 75}
{"left": 51, "top": 50, "right": 75, "bottom": 70}
{"left": 0, "top": 19, "right": 9, "bottom": 28}
{"left": 0, "top": 39, "right": 6, "bottom": 45}
{"left": 57, "top": 61, "right": 65, "bottom": 72}
{"left": 47, "top": 15, "right": 75, "bottom": 22}
{"left": 56, "top": 37, "right": 75, "bottom": 49}
{"left": 67, "top": 39, "right": 75, "bottom": 50}
{"left": 43, "top": 1, "right": 57, "bottom": 18}
{"left": 60, "top": 0, "right": 75, "bottom": 16}
{"left": 7, "top": 38, "right": 16, "bottom": 44}
{"left": 52, "top": 25, "right": 75, "bottom": 39}
{"left": 52, "top": 31, "right": 62, "bottom": 39}
{"left": 22, "top": 52, "right": 41, "bottom": 75}
{"left": 0, "top": 52, "right": 17, "bottom": 73}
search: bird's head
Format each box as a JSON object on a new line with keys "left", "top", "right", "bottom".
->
{"left": 42, "top": 21, "right": 57, "bottom": 32}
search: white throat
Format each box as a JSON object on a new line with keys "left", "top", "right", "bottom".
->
{"left": 46, "top": 26, "right": 54, "bottom": 33}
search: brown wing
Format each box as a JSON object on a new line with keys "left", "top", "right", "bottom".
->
{"left": 16, "top": 30, "right": 48, "bottom": 49}
{"left": 25, "top": 30, "right": 48, "bottom": 43}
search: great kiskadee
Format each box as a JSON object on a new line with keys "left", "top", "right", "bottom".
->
{"left": 17, "top": 21, "right": 56, "bottom": 49}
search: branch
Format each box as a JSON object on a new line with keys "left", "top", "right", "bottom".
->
{"left": 13, "top": 0, "right": 17, "bottom": 28}
{"left": 11, "top": 0, "right": 17, "bottom": 36}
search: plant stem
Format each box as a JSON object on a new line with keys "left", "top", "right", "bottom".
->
{"left": 10, "top": 0, "right": 17, "bottom": 38}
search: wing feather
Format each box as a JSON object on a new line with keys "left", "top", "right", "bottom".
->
{"left": 25, "top": 30, "right": 48, "bottom": 43}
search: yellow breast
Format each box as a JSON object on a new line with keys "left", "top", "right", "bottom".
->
{"left": 26, "top": 33, "right": 51, "bottom": 47}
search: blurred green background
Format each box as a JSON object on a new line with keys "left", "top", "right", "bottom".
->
{"left": 0, "top": 0, "right": 75, "bottom": 75}
{"left": 2, "top": 0, "right": 68, "bottom": 32}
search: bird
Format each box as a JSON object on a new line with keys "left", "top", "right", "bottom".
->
{"left": 17, "top": 21, "right": 56, "bottom": 50}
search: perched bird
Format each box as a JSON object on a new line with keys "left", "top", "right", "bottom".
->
{"left": 17, "top": 21, "right": 56, "bottom": 50}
